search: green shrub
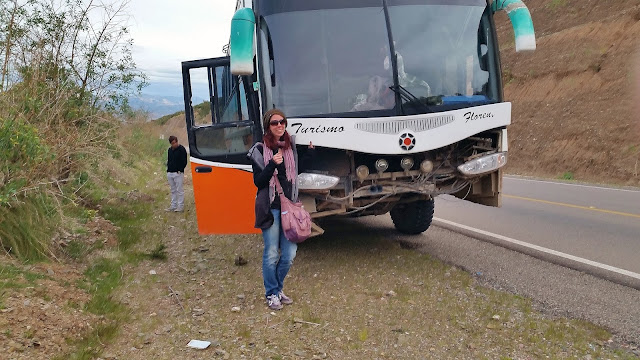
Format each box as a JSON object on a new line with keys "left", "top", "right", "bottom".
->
{"left": 194, "top": 101, "right": 211, "bottom": 118}
{"left": 155, "top": 110, "right": 182, "bottom": 125}
{"left": 0, "top": 117, "right": 52, "bottom": 206}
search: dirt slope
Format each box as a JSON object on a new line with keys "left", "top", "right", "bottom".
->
{"left": 496, "top": 0, "right": 640, "bottom": 185}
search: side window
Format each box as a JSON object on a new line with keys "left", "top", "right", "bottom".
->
{"left": 186, "top": 59, "right": 255, "bottom": 157}
{"left": 193, "top": 126, "right": 254, "bottom": 155}
{"left": 189, "top": 67, "right": 213, "bottom": 126}
{"left": 219, "top": 76, "right": 249, "bottom": 123}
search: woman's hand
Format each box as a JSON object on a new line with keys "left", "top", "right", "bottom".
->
{"left": 308, "top": 141, "right": 314, "bottom": 149}
{"left": 273, "top": 148, "right": 284, "bottom": 164}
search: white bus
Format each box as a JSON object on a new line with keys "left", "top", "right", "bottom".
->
{"left": 181, "top": 0, "right": 535, "bottom": 236}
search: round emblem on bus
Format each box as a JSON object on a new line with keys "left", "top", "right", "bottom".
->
{"left": 399, "top": 133, "right": 416, "bottom": 151}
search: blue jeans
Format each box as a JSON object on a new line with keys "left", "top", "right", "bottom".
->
{"left": 262, "top": 209, "right": 297, "bottom": 297}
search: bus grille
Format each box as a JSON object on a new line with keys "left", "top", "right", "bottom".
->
{"left": 355, "top": 115, "right": 455, "bottom": 134}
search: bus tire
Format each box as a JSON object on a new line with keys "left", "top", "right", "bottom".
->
{"left": 390, "top": 199, "right": 435, "bottom": 235}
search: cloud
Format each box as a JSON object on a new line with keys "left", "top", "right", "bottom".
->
{"left": 128, "top": 0, "right": 236, "bottom": 96}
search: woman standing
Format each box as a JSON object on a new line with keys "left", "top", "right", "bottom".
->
{"left": 247, "top": 109, "right": 314, "bottom": 310}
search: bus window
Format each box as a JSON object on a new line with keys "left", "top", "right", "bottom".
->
{"left": 387, "top": 3, "right": 494, "bottom": 103}
{"left": 193, "top": 125, "right": 253, "bottom": 156}
{"left": 219, "top": 76, "right": 249, "bottom": 123}
{"left": 185, "top": 59, "right": 255, "bottom": 157}
{"left": 189, "top": 67, "right": 213, "bottom": 125}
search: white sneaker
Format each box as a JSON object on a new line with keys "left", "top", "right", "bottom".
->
{"left": 278, "top": 291, "right": 293, "bottom": 305}
{"left": 266, "top": 294, "right": 283, "bottom": 310}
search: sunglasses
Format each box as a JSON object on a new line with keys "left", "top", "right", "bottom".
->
{"left": 269, "top": 119, "right": 287, "bottom": 126}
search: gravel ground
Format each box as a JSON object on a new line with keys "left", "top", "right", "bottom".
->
{"left": 98, "top": 201, "right": 640, "bottom": 359}
{"left": 355, "top": 215, "right": 640, "bottom": 349}
{"left": 4, "top": 194, "right": 638, "bottom": 359}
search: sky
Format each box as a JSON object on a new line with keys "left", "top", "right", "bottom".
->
{"left": 128, "top": 1, "right": 236, "bottom": 97}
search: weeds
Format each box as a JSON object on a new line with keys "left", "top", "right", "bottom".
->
{"left": 65, "top": 240, "right": 87, "bottom": 260}
{"left": 358, "top": 328, "right": 369, "bottom": 342}
{"left": 56, "top": 122, "right": 166, "bottom": 358}
{"left": 121, "top": 127, "right": 167, "bottom": 161}
{"left": 0, "top": 1, "right": 157, "bottom": 357}
{"left": 53, "top": 323, "right": 120, "bottom": 360}
{"left": 82, "top": 258, "right": 125, "bottom": 316}
{"left": 0, "top": 263, "right": 46, "bottom": 292}
{"left": 0, "top": 0, "right": 147, "bottom": 264}
{"left": 503, "top": 69, "right": 515, "bottom": 85}
{"left": 0, "top": 194, "right": 57, "bottom": 262}
{"left": 146, "top": 243, "right": 168, "bottom": 260}
{"left": 548, "top": 0, "right": 567, "bottom": 9}
{"left": 560, "top": 171, "right": 574, "bottom": 180}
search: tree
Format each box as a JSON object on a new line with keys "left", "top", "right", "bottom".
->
{"left": 0, "top": 0, "right": 146, "bottom": 111}
{"left": 0, "top": 0, "right": 146, "bottom": 204}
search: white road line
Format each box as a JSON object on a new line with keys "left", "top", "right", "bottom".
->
{"left": 505, "top": 176, "right": 640, "bottom": 193}
{"left": 433, "top": 217, "right": 640, "bottom": 281}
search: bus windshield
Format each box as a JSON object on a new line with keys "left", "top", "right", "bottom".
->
{"left": 259, "top": 0, "right": 498, "bottom": 118}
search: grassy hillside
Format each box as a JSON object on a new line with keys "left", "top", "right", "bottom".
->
{"left": 153, "top": 101, "right": 214, "bottom": 149}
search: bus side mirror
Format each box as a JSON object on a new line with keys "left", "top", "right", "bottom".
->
{"left": 230, "top": 7, "right": 256, "bottom": 75}
{"left": 492, "top": 0, "right": 536, "bottom": 52}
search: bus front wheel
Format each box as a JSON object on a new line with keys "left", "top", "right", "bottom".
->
{"left": 390, "top": 199, "right": 435, "bottom": 235}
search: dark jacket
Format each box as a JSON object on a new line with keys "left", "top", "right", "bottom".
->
{"left": 167, "top": 145, "right": 188, "bottom": 173}
{"left": 247, "top": 137, "right": 315, "bottom": 229}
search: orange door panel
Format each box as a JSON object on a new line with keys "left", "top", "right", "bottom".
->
{"left": 191, "top": 161, "right": 260, "bottom": 235}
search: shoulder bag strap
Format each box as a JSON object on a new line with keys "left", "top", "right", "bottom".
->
{"left": 273, "top": 174, "right": 284, "bottom": 196}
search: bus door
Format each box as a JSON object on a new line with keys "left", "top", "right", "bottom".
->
{"left": 182, "top": 57, "right": 261, "bottom": 234}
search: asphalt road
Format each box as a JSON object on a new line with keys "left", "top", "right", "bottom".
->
{"left": 434, "top": 176, "right": 640, "bottom": 274}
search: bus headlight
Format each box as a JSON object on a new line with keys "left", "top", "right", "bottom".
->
{"left": 356, "top": 165, "right": 370, "bottom": 182}
{"left": 297, "top": 173, "right": 340, "bottom": 189}
{"left": 400, "top": 157, "right": 414, "bottom": 171}
{"left": 420, "top": 160, "right": 434, "bottom": 173}
{"left": 375, "top": 159, "right": 389, "bottom": 173}
{"left": 458, "top": 152, "right": 507, "bottom": 176}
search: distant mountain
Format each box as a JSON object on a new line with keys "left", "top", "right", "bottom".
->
{"left": 128, "top": 94, "right": 206, "bottom": 119}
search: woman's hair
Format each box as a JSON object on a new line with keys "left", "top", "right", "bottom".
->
{"left": 262, "top": 108, "right": 291, "bottom": 150}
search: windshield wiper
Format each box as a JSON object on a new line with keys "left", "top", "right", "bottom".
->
{"left": 388, "top": 84, "right": 435, "bottom": 113}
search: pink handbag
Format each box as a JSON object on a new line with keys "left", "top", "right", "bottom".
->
{"left": 274, "top": 177, "right": 312, "bottom": 243}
